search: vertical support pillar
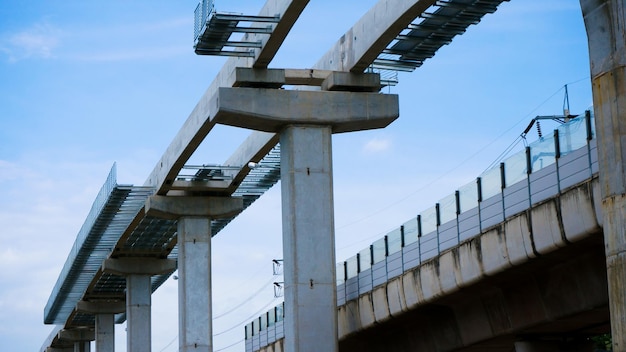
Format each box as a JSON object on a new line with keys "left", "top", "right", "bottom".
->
{"left": 580, "top": 1, "right": 626, "bottom": 350}
{"left": 178, "top": 217, "right": 212, "bottom": 352}
{"left": 76, "top": 300, "right": 124, "bottom": 352}
{"left": 280, "top": 125, "right": 338, "bottom": 352}
{"left": 126, "top": 274, "right": 152, "bottom": 352}
{"left": 95, "top": 314, "right": 115, "bottom": 352}
{"left": 74, "top": 342, "right": 90, "bottom": 352}
{"left": 144, "top": 196, "right": 241, "bottom": 352}
{"left": 102, "top": 258, "right": 176, "bottom": 352}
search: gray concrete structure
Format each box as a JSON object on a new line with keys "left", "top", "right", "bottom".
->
{"left": 94, "top": 314, "right": 114, "bottom": 352}
{"left": 280, "top": 125, "right": 338, "bottom": 352}
{"left": 43, "top": 0, "right": 626, "bottom": 350}
{"left": 145, "top": 196, "right": 243, "bottom": 352}
{"left": 255, "top": 177, "right": 609, "bottom": 352}
{"left": 76, "top": 301, "right": 124, "bottom": 352}
{"left": 57, "top": 330, "right": 94, "bottom": 352}
{"left": 580, "top": 1, "right": 626, "bottom": 350}
{"left": 212, "top": 72, "right": 398, "bottom": 352}
{"left": 102, "top": 258, "right": 176, "bottom": 352}
{"left": 144, "top": 0, "right": 310, "bottom": 196}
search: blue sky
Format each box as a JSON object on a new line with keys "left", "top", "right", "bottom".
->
{"left": 0, "top": 1, "right": 592, "bottom": 351}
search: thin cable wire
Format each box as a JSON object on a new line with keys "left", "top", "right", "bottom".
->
{"left": 157, "top": 334, "right": 177, "bottom": 352}
{"left": 214, "top": 275, "right": 278, "bottom": 319}
{"left": 482, "top": 136, "right": 525, "bottom": 172}
{"left": 337, "top": 79, "right": 589, "bottom": 232}
{"left": 215, "top": 338, "right": 245, "bottom": 352}
{"left": 214, "top": 297, "right": 282, "bottom": 336}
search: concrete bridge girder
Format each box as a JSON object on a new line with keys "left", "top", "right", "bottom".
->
{"left": 336, "top": 179, "right": 607, "bottom": 351}
{"left": 257, "top": 178, "right": 608, "bottom": 351}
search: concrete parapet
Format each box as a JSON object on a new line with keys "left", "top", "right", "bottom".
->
{"left": 357, "top": 294, "right": 376, "bottom": 329}
{"left": 371, "top": 286, "right": 390, "bottom": 323}
{"left": 385, "top": 277, "right": 407, "bottom": 316}
{"left": 530, "top": 199, "right": 566, "bottom": 255}
{"left": 438, "top": 251, "right": 461, "bottom": 295}
{"left": 457, "top": 239, "right": 485, "bottom": 287}
{"left": 480, "top": 227, "right": 512, "bottom": 276}
{"left": 338, "top": 300, "right": 360, "bottom": 339}
{"left": 401, "top": 269, "right": 423, "bottom": 310}
{"left": 504, "top": 212, "right": 536, "bottom": 265}
{"left": 560, "top": 179, "right": 601, "bottom": 242}
{"left": 419, "top": 261, "right": 443, "bottom": 302}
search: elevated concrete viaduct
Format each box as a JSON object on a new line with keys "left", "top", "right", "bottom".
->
{"left": 41, "top": 0, "right": 626, "bottom": 351}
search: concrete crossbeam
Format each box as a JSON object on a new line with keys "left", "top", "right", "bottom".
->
{"left": 57, "top": 329, "right": 95, "bottom": 342}
{"left": 233, "top": 68, "right": 381, "bottom": 91}
{"left": 144, "top": 195, "right": 243, "bottom": 220}
{"left": 320, "top": 71, "right": 380, "bottom": 92}
{"left": 76, "top": 301, "right": 125, "bottom": 315}
{"left": 102, "top": 258, "right": 176, "bottom": 276}
{"left": 213, "top": 88, "right": 399, "bottom": 133}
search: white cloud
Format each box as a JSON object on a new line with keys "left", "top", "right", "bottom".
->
{"left": 363, "top": 137, "right": 392, "bottom": 153}
{"left": 2, "top": 23, "right": 62, "bottom": 62}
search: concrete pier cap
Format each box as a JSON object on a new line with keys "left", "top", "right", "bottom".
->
{"left": 144, "top": 195, "right": 243, "bottom": 220}
{"left": 213, "top": 87, "right": 399, "bottom": 133}
{"left": 57, "top": 329, "right": 95, "bottom": 343}
{"left": 76, "top": 300, "right": 125, "bottom": 314}
{"left": 102, "top": 258, "right": 177, "bottom": 276}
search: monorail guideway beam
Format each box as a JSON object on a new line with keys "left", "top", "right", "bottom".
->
{"left": 580, "top": 0, "right": 626, "bottom": 350}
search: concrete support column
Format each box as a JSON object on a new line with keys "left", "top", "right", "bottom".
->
{"left": 57, "top": 329, "right": 94, "bottom": 352}
{"left": 102, "top": 258, "right": 176, "bottom": 352}
{"left": 95, "top": 314, "right": 115, "bottom": 352}
{"left": 74, "top": 342, "right": 90, "bottom": 352}
{"left": 144, "top": 196, "right": 242, "bottom": 352}
{"left": 76, "top": 300, "right": 124, "bottom": 352}
{"left": 178, "top": 217, "right": 212, "bottom": 352}
{"left": 126, "top": 274, "right": 152, "bottom": 352}
{"left": 280, "top": 125, "right": 338, "bottom": 352}
{"left": 580, "top": 1, "right": 626, "bottom": 350}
